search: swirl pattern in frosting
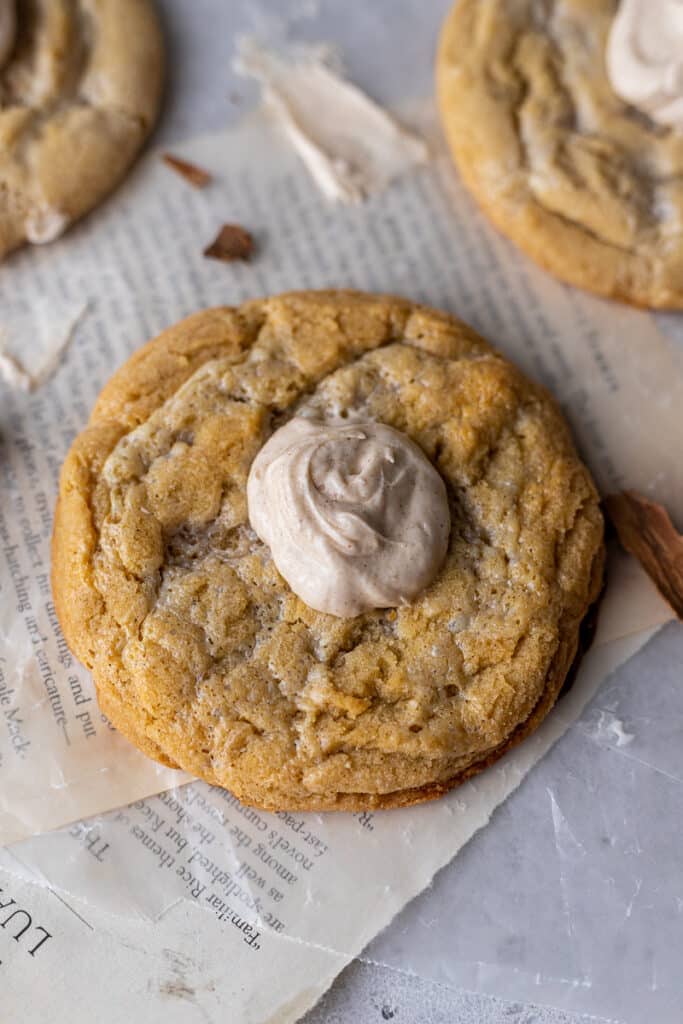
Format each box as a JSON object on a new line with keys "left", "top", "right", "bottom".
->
{"left": 607, "top": 0, "right": 683, "bottom": 128}
{"left": 247, "top": 417, "right": 450, "bottom": 617}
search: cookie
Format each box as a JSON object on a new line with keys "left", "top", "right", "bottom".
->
{"left": 0, "top": 0, "right": 163, "bottom": 260}
{"left": 437, "top": 0, "right": 683, "bottom": 308}
{"left": 52, "top": 291, "right": 604, "bottom": 811}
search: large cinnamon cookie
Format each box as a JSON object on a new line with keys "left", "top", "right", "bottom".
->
{"left": 437, "top": 0, "right": 683, "bottom": 308}
{"left": 52, "top": 291, "right": 604, "bottom": 810}
{"left": 0, "top": 0, "right": 163, "bottom": 259}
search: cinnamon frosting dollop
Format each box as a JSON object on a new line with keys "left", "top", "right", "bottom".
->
{"left": 607, "top": 0, "right": 683, "bottom": 128}
{"left": 247, "top": 417, "right": 450, "bottom": 617}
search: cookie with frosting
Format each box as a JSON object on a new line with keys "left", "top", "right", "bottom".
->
{"left": 52, "top": 291, "right": 604, "bottom": 811}
{"left": 0, "top": 0, "right": 163, "bottom": 260}
{"left": 437, "top": 0, "right": 683, "bottom": 307}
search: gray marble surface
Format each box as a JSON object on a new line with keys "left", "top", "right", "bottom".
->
{"left": 155, "top": 3, "right": 683, "bottom": 1021}
{"left": 304, "top": 960, "right": 617, "bottom": 1024}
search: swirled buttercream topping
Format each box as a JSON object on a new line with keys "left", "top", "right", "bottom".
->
{"left": 607, "top": 0, "right": 683, "bottom": 128}
{"left": 247, "top": 417, "right": 450, "bottom": 617}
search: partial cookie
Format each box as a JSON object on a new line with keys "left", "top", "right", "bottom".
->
{"left": 0, "top": 0, "right": 163, "bottom": 260}
{"left": 437, "top": 0, "right": 683, "bottom": 308}
{"left": 52, "top": 291, "right": 605, "bottom": 811}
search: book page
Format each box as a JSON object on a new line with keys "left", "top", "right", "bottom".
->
{"left": 0, "top": 627, "right": 663, "bottom": 1023}
{"left": 0, "top": 111, "right": 678, "bottom": 1022}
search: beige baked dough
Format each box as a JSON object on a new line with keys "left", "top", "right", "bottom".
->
{"left": 0, "top": 0, "right": 163, "bottom": 259}
{"left": 437, "top": 0, "right": 683, "bottom": 308}
{"left": 52, "top": 291, "right": 604, "bottom": 811}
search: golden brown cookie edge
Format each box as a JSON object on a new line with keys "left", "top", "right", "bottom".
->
{"left": 51, "top": 290, "right": 606, "bottom": 810}
{"left": 435, "top": 1, "right": 683, "bottom": 310}
{"left": 0, "top": 0, "right": 166, "bottom": 261}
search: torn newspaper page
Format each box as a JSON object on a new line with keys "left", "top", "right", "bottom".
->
{"left": 0, "top": 104, "right": 680, "bottom": 1023}
{"left": 0, "top": 108, "right": 678, "bottom": 846}
{"left": 0, "top": 622, "right": 663, "bottom": 1024}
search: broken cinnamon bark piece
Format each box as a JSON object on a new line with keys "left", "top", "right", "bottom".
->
{"left": 162, "top": 153, "right": 212, "bottom": 188}
{"left": 203, "top": 224, "right": 254, "bottom": 262}
{"left": 605, "top": 491, "right": 683, "bottom": 620}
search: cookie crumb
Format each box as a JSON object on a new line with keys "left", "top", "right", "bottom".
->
{"left": 605, "top": 491, "right": 683, "bottom": 619}
{"left": 162, "top": 153, "right": 212, "bottom": 188}
{"left": 203, "top": 224, "right": 254, "bottom": 262}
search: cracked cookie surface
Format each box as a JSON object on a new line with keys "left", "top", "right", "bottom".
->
{"left": 52, "top": 291, "right": 604, "bottom": 810}
{"left": 0, "top": 0, "right": 163, "bottom": 260}
{"left": 437, "top": 0, "right": 683, "bottom": 308}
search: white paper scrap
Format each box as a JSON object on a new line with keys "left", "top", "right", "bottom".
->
{"left": 235, "top": 38, "right": 429, "bottom": 202}
{"left": 0, "top": 297, "right": 88, "bottom": 392}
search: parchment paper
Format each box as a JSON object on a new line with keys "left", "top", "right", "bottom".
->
{"left": 0, "top": 109, "right": 679, "bottom": 1022}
